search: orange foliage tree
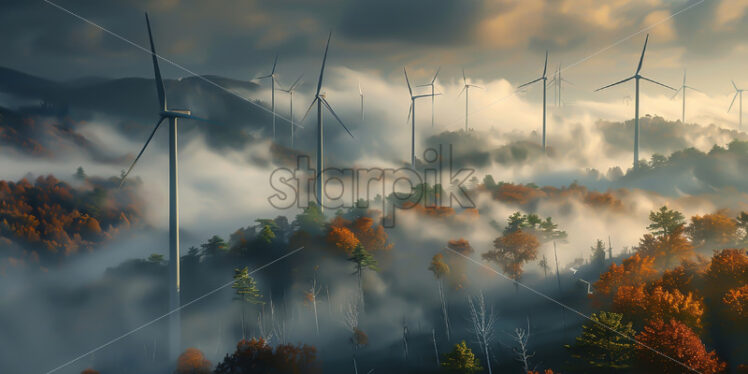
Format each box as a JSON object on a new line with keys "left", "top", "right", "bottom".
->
{"left": 483, "top": 230, "right": 540, "bottom": 282}
{"left": 594, "top": 254, "right": 658, "bottom": 303}
{"left": 214, "top": 338, "right": 319, "bottom": 374}
{"left": 636, "top": 319, "right": 726, "bottom": 374}
{"left": 326, "top": 226, "right": 360, "bottom": 254}
{"left": 612, "top": 285, "right": 704, "bottom": 331}
{"left": 176, "top": 347, "right": 212, "bottom": 374}
{"left": 350, "top": 216, "right": 393, "bottom": 252}
{"left": 687, "top": 211, "right": 739, "bottom": 247}
{"left": 636, "top": 225, "right": 693, "bottom": 268}
{"left": 722, "top": 284, "right": 747, "bottom": 322}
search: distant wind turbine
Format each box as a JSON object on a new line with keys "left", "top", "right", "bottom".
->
{"left": 728, "top": 80, "right": 745, "bottom": 129}
{"left": 280, "top": 74, "right": 303, "bottom": 148}
{"left": 258, "top": 54, "right": 279, "bottom": 139}
{"left": 519, "top": 51, "right": 549, "bottom": 151}
{"left": 671, "top": 70, "right": 700, "bottom": 124}
{"left": 547, "top": 63, "right": 573, "bottom": 106}
{"left": 417, "top": 67, "right": 440, "bottom": 128}
{"left": 595, "top": 34, "right": 675, "bottom": 170}
{"left": 458, "top": 68, "right": 481, "bottom": 132}
{"left": 301, "top": 33, "right": 355, "bottom": 212}
{"left": 404, "top": 67, "right": 440, "bottom": 167}
{"left": 119, "top": 13, "right": 213, "bottom": 362}
{"left": 359, "top": 80, "right": 364, "bottom": 121}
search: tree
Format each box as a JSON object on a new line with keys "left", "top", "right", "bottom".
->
{"left": 326, "top": 226, "right": 360, "bottom": 254}
{"left": 441, "top": 341, "right": 483, "bottom": 373}
{"left": 80, "top": 369, "right": 99, "bottom": 374}
{"left": 467, "top": 293, "right": 496, "bottom": 374}
{"left": 74, "top": 166, "right": 87, "bottom": 180}
{"left": 348, "top": 244, "right": 378, "bottom": 309}
{"left": 257, "top": 225, "right": 276, "bottom": 245}
{"left": 350, "top": 216, "right": 393, "bottom": 252}
{"left": 612, "top": 285, "right": 704, "bottom": 331}
{"left": 565, "top": 311, "right": 636, "bottom": 370}
{"left": 293, "top": 203, "right": 325, "bottom": 235}
{"left": 636, "top": 319, "right": 726, "bottom": 374}
{"left": 539, "top": 254, "right": 550, "bottom": 279}
{"left": 201, "top": 235, "right": 228, "bottom": 258}
{"left": 343, "top": 302, "right": 365, "bottom": 374}
{"left": 214, "top": 338, "right": 320, "bottom": 374}
{"left": 509, "top": 318, "right": 534, "bottom": 373}
{"left": 591, "top": 239, "right": 606, "bottom": 268}
{"left": 594, "top": 254, "right": 657, "bottom": 305}
{"left": 176, "top": 347, "right": 212, "bottom": 374}
{"left": 233, "top": 267, "right": 264, "bottom": 339}
{"left": 429, "top": 253, "right": 451, "bottom": 340}
{"left": 147, "top": 253, "right": 165, "bottom": 264}
{"left": 687, "top": 211, "right": 738, "bottom": 247}
{"left": 637, "top": 224, "right": 693, "bottom": 268}
{"left": 647, "top": 206, "right": 685, "bottom": 237}
{"left": 483, "top": 230, "right": 540, "bottom": 285}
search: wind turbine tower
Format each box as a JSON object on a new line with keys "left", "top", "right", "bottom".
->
{"left": 259, "top": 55, "right": 279, "bottom": 139}
{"left": 120, "top": 13, "right": 212, "bottom": 362}
{"left": 280, "top": 74, "right": 303, "bottom": 147}
{"left": 595, "top": 35, "right": 675, "bottom": 170}
{"left": 404, "top": 67, "right": 439, "bottom": 167}
{"left": 672, "top": 70, "right": 700, "bottom": 124}
{"left": 301, "top": 33, "right": 355, "bottom": 213}
{"left": 459, "top": 68, "right": 481, "bottom": 132}
{"left": 359, "top": 80, "right": 364, "bottom": 121}
{"left": 417, "top": 67, "right": 440, "bottom": 128}
{"left": 519, "top": 51, "right": 549, "bottom": 151}
{"left": 729, "top": 80, "right": 745, "bottom": 129}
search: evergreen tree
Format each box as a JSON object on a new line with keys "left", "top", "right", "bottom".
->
{"left": 293, "top": 203, "right": 326, "bottom": 235}
{"left": 233, "top": 267, "right": 264, "bottom": 338}
{"left": 647, "top": 206, "right": 685, "bottom": 237}
{"left": 201, "top": 235, "right": 228, "bottom": 258}
{"left": 348, "top": 244, "right": 378, "bottom": 309}
{"left": 591, "top": 239, "right": 607, "bottom": 267}
{"left": 565, "top": 311, "right": 636, "bottom": 371}
{"left": 74, "top": 166, "right": 87, "bottom": 181}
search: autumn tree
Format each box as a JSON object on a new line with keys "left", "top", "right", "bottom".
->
{"left": 233, "top": 267, "right": 264, "bottom": 338}
{"left": 441, "top": 340, "right": 483, "bottom": 373}
{"left": 722, "top": 284, "right": 747, "bottom": 322}
{"left": 636, "top": 319, "right": 726, "bottom": 374}
{"left": 80, "top": 369, "right": 99, "bottom": 374}
{"left": 429, "top": 253, "right": 451, "bottom": 340}
{"left": 350, "top": 216, "right": 393, "bottom": 252}
{"left": 593, "top": 254, "right": 657, "bottom": 305}
{"left": 176, "top": 347, "right": 212, "bottom": 374}
{"left": 348, "top": 244, "right": 378, "bottom": 309}
{"left": 687, "top": 211, "right": 738, "bottom": 247}
{"left": 446, "top": 238, "right": 474, "bottom": 290}
{"left": 565, "top": 311, "right": 636, "bottom": 371}
{"left": 326, "top": 225, "right": 360, "bottom": 254}
{"left": 612, "top": 285, "right": 704, "bottom": 331}
{"left": 484, "top": 230, "right": 540, "bottom": 286}
{"left": 214, "top": 338, "right": 320, "bottom": 374}
{"left": 647, "top": 205, "right": 685, "bottom": 236}
{"left": 636, "top": 224, "right": 693, "bottom": 268}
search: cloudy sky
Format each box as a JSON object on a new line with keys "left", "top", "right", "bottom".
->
{"left": 3, "top": 0, "right": 748, "bottom": 96}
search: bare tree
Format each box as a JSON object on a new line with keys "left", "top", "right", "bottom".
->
{"left": 402, "top": 319, "right": 409, "bottom": 361}
{"left": 509, "top": 317, "right": 534, "bottom": 373}
{"left": 432, "top": 328, "right": 440, "bottom": 366}
{"left": 467, "top": 292, "right": 496, "bottom": 374}
{"left": 308, "top": 267, "right": 322, "bottom": 336}
{"left": 343, "top": 301, "right": 366, "bottom": 374}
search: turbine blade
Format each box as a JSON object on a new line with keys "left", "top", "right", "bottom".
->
{"left": 728, "top": 92, "right": 738, "bottom": 112}
{"left": 321, "top": 98, "right": 354, "bottom": 139}
{"left": 732, "top": 80, "right": 737, "bottom": 90}
{"left": 290, "top": 74, "right": 304, "bottom": 91}
{"left": 316, "top": 32, "right": 332, "bottom": 96}
{"left": 404, "top": 67, "right": 412, "bottom": 96}
{"left": 432, "top": 66, "right": 441, "bottom": 84}
{"left": 671, "top": 86, "right": 682, "bottom": 99}
{"left": 518, "top": 77, "right": 543, "bottom": 89}
{"left": 300, "top": 97, "right": 318, "bottom": 124}
{"left": 686, "top": 86, "right": 703, "bottom": 94}
{"left": 413, "top": 93, "right": 441, "bottom": 99}
{"left": 457, "top": 86, "right": 466, "bottom": 97}
{"left": 271, "top": 54, "right": 278, "bottom": 74}
{"left": 636, "top": 34, "right": 649, "bottom": 75}
{"left": 546, "top": 78, "right": 556, "bottom": 87}
{"left": 182, "top": 114, "right": 213, "bottom": 123}
{"left": 543, "top": 50, "right": 548, "bottom": 78}
{"left": 462, "top": 68, "right": 467, "bottom": 85}
{"left": 640, "top": 76, "right": 675, "bottom": 91}
{"left": 120, "top": 116, "right": 165, "bottom": 187}
{"left": 257, "top": 74, "right": 272, "bottom": 79}
{"left": 561, "top": 78, "right": 575, "bottom": 86}
{"left": 594, "top": 76, "right": 634, "bottom": 92}
{"left": 407, "top": 102, "right": 413, "bottom": 122}
{"left": 683, "top": 70, "right": 686, "bottom": 85}
{"left": 145, "top": 13, "right": 166, "bottom": 111}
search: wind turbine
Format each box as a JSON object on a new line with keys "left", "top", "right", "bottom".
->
{"left": 119, "top": 13, "right": 212, "bottom": 362}
{"left": 595, "top": 34, "right": 675, "bottom": 170}
{"left": 547, "top": 63, "right": 573, "bottom": 106}
{"left": 280, "top": 74, "right": 303, "bottom": 148}
{"left": 458, "top": 68, "right": 481, "bottom": 132}
{"left": 519, "top": 51, "right": 549, "bottom": 151}
{"left": 405, "top": 67, "right": 440, "bottom": 167}
{"left": 671, "top": 70, "right": 700, "bottom": 124}
{"left": 359, "top": 80, "right": 364, "bottom": 121}
{"left": 301, "top": 33, "right": 355, "bottom": 213}
{"left": 258, "top": 54, "right": 279, "bottom": 139}
{"left": 728, "top": 80, "right": 745, "bottom": 129}
{"left": 417, "top": 67, "right": 440, "bottom": 127}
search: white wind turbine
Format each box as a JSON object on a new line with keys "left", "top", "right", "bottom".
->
{"left": 119, "top": 13, "right": 213, "bottom": 361}
{"left": 595, "top": 34, "right": 675, "bottom": 171}
{"left": 280, "top": 74, "right": 303, "bottom": 148}
{"left": 258, "top": 54, "right": 279, "bottom": 139}
{"left": 728, "top": 80, "right": 745, "bottom": 129}
{"left": 301, "top": 33, "right": 355, "bottom": 213}
{"left": 518, "top": 51, "right": 549, "bottom": 151}
{"left": 404, "top": 67, "right": 440, "bottom": 167}
{"left": 359, "top": 80, "right": 364, "bottom": 121}
{"left": 417, "top": 67, "right": 440, "bottom": 128}
{"left": 547, "top": 63, "right": 573, "bottom": 106}
{"left": 459, "top": 68, "right": 481, "bottom": 132}
{"left": 671, "top": 70, "right": 700, "bottom": 124}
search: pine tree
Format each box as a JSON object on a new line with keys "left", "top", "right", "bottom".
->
{"left": 565, "top": 311, "right": 636, "bottom": 370}
{"left": 441, "top": 340, "right": 483, "bottom": 373}
{"left": 348, "top": 244, "right": 378, "bottom": 310}
{"left": 647, "top": 205, "right": 685, "bottom": 237}
{"left": 233, "top": 267, "right": 264, "bottom": 338}
{"left": 591, "top": 239, "right": 607, "bottom": 267}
